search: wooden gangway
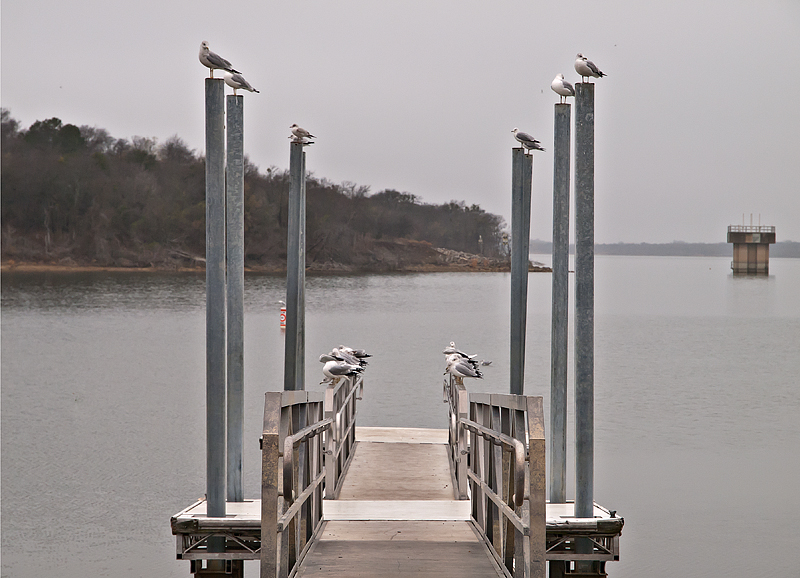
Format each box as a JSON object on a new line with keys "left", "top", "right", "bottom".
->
{"left": 171, "top": 376, "right": 623, "bottom": 578}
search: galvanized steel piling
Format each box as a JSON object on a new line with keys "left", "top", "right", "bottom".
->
{"left": 226, "top": 94, "right": 245, "bottom": 502}
{"left": 550, "top": 103, "right": 571, "bottom": 505}
{"left": 284, "top": 142, "right": 307, "bottom": 391}
{"left": 574, "top": 83, "right": 595, "bottom": 530}
{"left": 510, "top": 147, "right": 533, "bottom": 396}
{"left": 205, "top": 78, "right": 227, "bottom": 532}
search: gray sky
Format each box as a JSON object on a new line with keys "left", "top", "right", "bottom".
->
{"left": 2, "top": 1, "right": 799, "bottom": 243}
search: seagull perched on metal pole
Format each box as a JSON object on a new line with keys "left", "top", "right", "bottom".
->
{"left": 551, "top": 74, "right": 575, "bottom": 103}
{"left": 199, "top": 41, "right": 240, "bottom": 78}
{"left": 512, "top": 128, "right": 546, "bottom": 152}
{"left": 224, "top": 73, "right": 259, "bottom": 95}
{"left": 574, "top": 53, "right": 606, "bottom": 82}
{"left": 289, "top": 124, "right": 315, "bottom": 145}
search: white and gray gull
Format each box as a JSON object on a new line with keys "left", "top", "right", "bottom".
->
{"left": 224, "top": 72, "right": 259, "bottom": 95}
{"left": 289, "top": 124, "right": 315, "bottom": 144}
{"left": 574, "top": 53, "right": 606, "bottom": 82}
{"left": 551, "top": 74, "right": 575, "bottom": 103}
{"left": 319, "top": 354, "right": 363, "bottom": 384}
{"left": 445, "top": 357, "right": 483, "bottom": 380}
{"left": 512, "top": 128, "right": 546, "bottom": 152}
{"left": 199, "top": 41, "right": 240, "bottom": 78}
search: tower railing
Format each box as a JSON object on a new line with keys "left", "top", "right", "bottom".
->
{"left": 728, "top": 225, "right": 775, "bottom": 233}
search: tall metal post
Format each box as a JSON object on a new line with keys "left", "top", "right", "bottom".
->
{"left": 226, "top": 94, "right": 245, "bottom": 502}
{"left": 510, "top": 148, "right": 533, "bottom": 396}
{"left": 205, "top": 79, "right": 226, "bottom": 537}
{"left": 574, "top": 83, "right": 595, "bottom": 542}
{"left": 551, "top": 103, "right": 570, "bottom": 506}
{"left": 284, "top": 142, "right": 306, "bottom": 391}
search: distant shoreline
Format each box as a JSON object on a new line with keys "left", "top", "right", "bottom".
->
{"left": 529, "top": 240, "right": 800, "bottom": 259}
{"left": 0, "top": 261, "right": 552, "bottom": 275}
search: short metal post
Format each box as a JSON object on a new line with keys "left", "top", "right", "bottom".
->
{"left": 205, "top": 79, "right": 226, "bottom": 534}
{"left": 550, "top": 103, "right": 570, "bottom": 506}
{"left": 226, "top": 94, "right": 244, "bottom": 502}
{"left": 284, "top": 142, "right": 306, "bottom": 391}
{"left": 574, "top": 83, "right": 595, "bottom": 566}
{"left": 510, "top": 148, "right": 533, "bottom": 396}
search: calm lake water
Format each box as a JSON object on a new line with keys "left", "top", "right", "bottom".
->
{"left": 2, "top": 255, "right": 799, "bottom": 577}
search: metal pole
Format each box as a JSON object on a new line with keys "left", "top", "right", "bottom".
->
{"left": 550, "top": 103, "right": 570, "bottom": 506}
{"left": 284, "top": 142, "right": 306, "bottom": 391}
{"left": 205, "top": 78, "right": 226, "bottom": 532}
{"left": 297, "top": 149, "right": 306, "bottom": 391}
{"left": 574, "top": 83, "right": 595, "bottom": 535}
{"left": 226, "top": 94, "right": 244, "bottom": 502}
{"left": 510, "top": 147, "right": 533, "bottom": 396}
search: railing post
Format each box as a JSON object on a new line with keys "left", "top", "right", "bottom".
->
{"left": 527, "top": 396, "right": 546, "bottom": 578}
{"left": 456, "top": 383, "right": 469, "bottom": 499}
{"left": 261, "top": 392, "right": 281, "bottom": 578}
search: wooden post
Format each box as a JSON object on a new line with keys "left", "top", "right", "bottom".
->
{"left": 261, "top": 392, "right": 281, "bottom": 578}
{"left": 527, "top": 396, "right": 546, "bottom": 578}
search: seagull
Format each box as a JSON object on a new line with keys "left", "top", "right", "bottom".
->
{"left": 198, "top": 41, "right": 240, "bottom": 79}
{"left": 446, "top": 353, "right": 478, "bottom": 369}
{"left": 551, "top": 74, "right": 575, "bottom": 103}
{"left": 445, "top": 357, "right": 483, "bottom": 380}
{"left": 290, "top": 124, "right": 315, "bottom": 141}
{"left": 574, "top": 53, "right": 606, "bottom": 82}
{"left": 442, "top": 341, "right": 476, "bottom": 360}
{"left": 330, "top": 347, "right": 366, "bottom": 367}
{"left": 479, "top": 360, "right": 493, "bottom": 366}
{"left": 512, "top": 128, "right": 546, "bottom": 152}
{"left": 339, "top": 345, "right": 372, "bottom": 359}
{"left": 319, "top": 354, "right": 363, "bottom": 383}
{"left": 224, "top": 72, "right": 259, "bottom": 95}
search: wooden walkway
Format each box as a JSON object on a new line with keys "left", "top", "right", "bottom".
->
{"left": 296, "top": 427, "right": 504, "bottom": 577}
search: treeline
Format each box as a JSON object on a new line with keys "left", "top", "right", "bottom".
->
{"left": 1, "top": 110, "right": 505, "bottom": 269}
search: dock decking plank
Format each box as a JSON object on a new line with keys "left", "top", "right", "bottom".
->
{"left": 337, "top": 441, "right": 455, "bottom": 500}
{"left": 297, "top": 521, "right": 504, "bottom": 577}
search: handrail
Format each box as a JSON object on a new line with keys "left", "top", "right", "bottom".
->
{"left": 261, "top": 391, "right": 328, "bottom": 578}
{"left": 282, "top": 417, "right": 333, "bottom": 504}
{"left": 459, "top": 417, "right": 526, "bottom": 507}
{"left": 324, "top": 374, "right": 363, "bottom": 498}
{"left": 445, "top": 380, "right": 546, "bottom": 578}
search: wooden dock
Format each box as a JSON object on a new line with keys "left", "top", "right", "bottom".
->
{"left": 170, "top": 377, "right": 623, "bottom": 578}
{"left": 297, "top": 427, "right": 503, "bottom": 577}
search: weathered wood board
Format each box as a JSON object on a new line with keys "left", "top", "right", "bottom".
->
{"left": 297, "top": 521, "right": 503, "bottom": 577}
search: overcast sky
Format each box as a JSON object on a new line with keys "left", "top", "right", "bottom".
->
{"left": 2, "top": 1, "right": 799, "bottom": 243}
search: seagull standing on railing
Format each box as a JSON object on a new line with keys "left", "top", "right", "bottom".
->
{"left": 339, "top": 345, "right": 372, "bottom": 360}
{"left": 445, "top": 357, "right": 483, "bottom": 383}
{"left": 319, "top": 354, "right": 363, "bottom": 384}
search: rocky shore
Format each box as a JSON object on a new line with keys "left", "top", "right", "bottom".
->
{"left": 1, "top": 239, "right": 551, "bottom": 274}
